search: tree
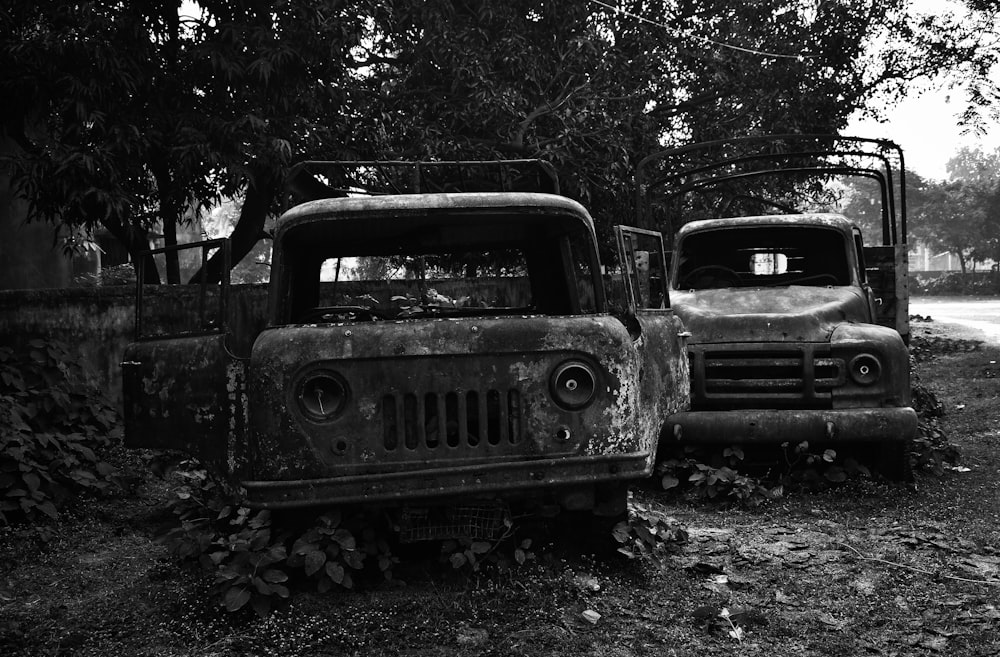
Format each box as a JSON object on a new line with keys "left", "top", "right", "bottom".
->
{"left": 912, "top": 180, "right": 987, "bottom": 276}
{"left": 946, "top": 147, "right": 1000, "bottom": 276}
{"left": 1, "top": 0, "right": 371, "bottom": 283}
{"left": 3, "top": 0, "right": 1000, "bottom": 280}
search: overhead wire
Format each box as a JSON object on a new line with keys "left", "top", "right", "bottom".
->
{"left": 588, "top": 0, "right": 816, "bottom": 60}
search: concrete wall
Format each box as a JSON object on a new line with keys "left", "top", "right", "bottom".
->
{"left": 0, "top": 278, "right": 530, "bottom": 405}
{"left": 0, "top": 284, "right": 270, "bottom": 404}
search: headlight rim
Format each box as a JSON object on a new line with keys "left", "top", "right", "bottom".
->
{"left": 549, "top": 359, "right": 599, "bottom": 411}
{"left": 848, "top": 353, "right": 882, "bottom": 386}
{"left": 296, "top": 369, "right": 350, "bottom": 421}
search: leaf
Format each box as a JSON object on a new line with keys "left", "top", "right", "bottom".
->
{"left": 252, "top": 577, "right": 272, "bottom": 595}
{"left": 36, "top": 500, "right": 58, "bottom": 519}
{"left": 325, "top": 561, "right": 345, "bottom": 584}
{"left": 450, "top": 552, "right": 467, "bottom": 569}
{"left": 223, "top": 586, "right": 251, "bottom": 612}
{"left": 304, "top": 549, "right": 327, "bottom": 576}
{"left": 332, "top": 528, "right": 356, "bottom": 550}
{"left": 661, "top": 474, "right": 680, "bottom": 489}
{"left": 262, "top": 569, "right": 288, "bottom": 583}
{"left": 470, "top": 541, "right": 491, "bottom": 555}
{"left": 22, "top": 472, "right": 41, "bottom": 492}
{"left": 822, "top": 449, "right": 837, "bottom": 463}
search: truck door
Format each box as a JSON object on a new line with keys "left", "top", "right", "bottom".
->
{"left": 613, "top": 226, "right": 670, "bottom": 312}
{"left": 120, "top": 239, "right": 247, "bottom": 475}
{"left": 612, "top": 225, "right": 691, "bottom": 419}
{"left": 863, "top": 242, "right": 910, "bottom": 343}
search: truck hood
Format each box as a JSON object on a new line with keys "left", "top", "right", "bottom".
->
{"left": 671, "top": 286, "right": 871, "bottom": 344}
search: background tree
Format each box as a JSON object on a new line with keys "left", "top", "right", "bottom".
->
{"left": 3, "top": 0, "right": 1000, "bottom": 281}
{"left": 1, "top": 0, "right": 371, "bottom": 283}
{"left": 945, "top": 147, "right": 1000, "bottom": 274}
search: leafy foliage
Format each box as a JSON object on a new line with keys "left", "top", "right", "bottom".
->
{"left": 158, "top": 465, "right": 400, "bottom": 616}
{"left": 0, "top": 339, "right": 120, "bottom": 525}
{"left": 613, "top": 501, "right": 688, "bottom": 568}
{"left": 5, "top": 1, "right": 1000, "bottom": 275}
{"left": 655, "top": 445, "right": 784, "bottom": 507}
{"left": 439, "top": 531, "right": 536, "bottom": 575}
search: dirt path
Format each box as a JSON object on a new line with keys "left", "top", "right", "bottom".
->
{"left": 1, "top": 318, "right": 999, "bottom": 656}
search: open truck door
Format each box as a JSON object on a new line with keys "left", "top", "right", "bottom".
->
{"left": 121, "top": 239, "right": 247, "bottom": 476}
{"left": 613, "top": 225, "right": 670, "bottom": 313}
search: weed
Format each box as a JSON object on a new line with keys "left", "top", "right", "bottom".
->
{"left": 0, "top": 339, "right": 120, "bottom": 525}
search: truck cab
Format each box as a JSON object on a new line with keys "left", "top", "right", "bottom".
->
{"left": 122, "top": 160, "right": 690, "bottom": 537}
{"left": 636, "top": 136, "right": 917, "bottom": 478}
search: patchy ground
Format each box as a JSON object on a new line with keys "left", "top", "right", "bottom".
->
{"left": 1, "top": 316, "right": 999, "bottom": 657}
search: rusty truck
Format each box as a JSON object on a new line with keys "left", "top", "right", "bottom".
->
{"left": 636, "top": 136, "right": 916, "bottom": 479}
{"left": 122, "top": 160, "right": 690, "bottom": 538}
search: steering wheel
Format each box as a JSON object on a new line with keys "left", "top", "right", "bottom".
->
{"left": 299, "top": 306, "right": 384, "bottom": 323}
{"left": 680, "top": 265, "right": 741, "bottom": 289}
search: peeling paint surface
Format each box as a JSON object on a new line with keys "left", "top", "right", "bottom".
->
{"left": 122, "top": 192, "right": 695, "bottom": 508}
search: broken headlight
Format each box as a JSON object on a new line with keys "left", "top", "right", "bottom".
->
{"left": 848, "top": 353, "right": 882, "bottom": 386}
{"left": 550, "top": 360, "right": 598, "bottom": 410}
{"left": 298, "top": 371, "right": 349, "bottom": 421}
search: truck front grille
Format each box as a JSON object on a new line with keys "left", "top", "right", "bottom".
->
{"left": 381, "top": 389, "right": 523, "bottom": 451}
{"left": 690, "top": 344, "right": 845, "bottom": 409}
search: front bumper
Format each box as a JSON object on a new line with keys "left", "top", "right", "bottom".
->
{"left": 665, "top": 407, "right": 917, "bottom": 445}
{"left": 240, "top": 452, "right": 651, "bottom": 509}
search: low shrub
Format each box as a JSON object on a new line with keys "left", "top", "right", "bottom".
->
{"left": 911, "top": 271, "right": 1000, "bottom": 296}
{"left": 0, "top": 339, "right": 120, "bottom": 525}
{"left": 158, "top": 465, "right": 400, "bottom": 616}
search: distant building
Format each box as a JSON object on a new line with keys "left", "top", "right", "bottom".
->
{"left": 908, "top": 241, "right": 996, "bottom": 273}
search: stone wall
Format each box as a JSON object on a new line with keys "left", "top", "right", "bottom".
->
{"left": 0, "top": 279, "right": 530, "bottom": 405}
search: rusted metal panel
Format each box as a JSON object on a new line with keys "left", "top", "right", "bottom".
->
{"left": 864, "top": 244, "right": 910, "bottom": 342}
{"left": 667, "top": 213, "right": 916, "bottom": 455}
{"left": 123, "top": 166, "right": 693, "bottom": 512}
{"left": 666, "top": 407, "right": 917, "bottom": 445}
{"left": 671, "top": 287, "right": 872, "bottom": 344}
{"left": 242, "top": 314, "right": 674, "bottom": 506}
{"left": 122, "top": 334, "right": 247, "bottom": 475}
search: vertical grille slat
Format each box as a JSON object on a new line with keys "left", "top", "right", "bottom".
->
{"left": 382, "top": 387, "right": 524, "bottom": 452}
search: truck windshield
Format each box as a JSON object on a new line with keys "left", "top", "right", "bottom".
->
{"left": 674, "top": 225, "right": 851, "bottom": 290}
{"left": 276, "top": 217, "right": 600, "bottom": 323}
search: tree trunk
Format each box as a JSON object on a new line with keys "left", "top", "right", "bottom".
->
{"left": 188, "top": 174, "right": 277, "bottom": 285}
{"left": 101, "top": 218, "right": 160, "bottom": 284}
{"left": 149, "top": 152, "right": 180, "bottom": 283}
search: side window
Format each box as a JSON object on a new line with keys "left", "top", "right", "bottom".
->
{"left": 613, "top": 226, "right": 669, "bottom": 311}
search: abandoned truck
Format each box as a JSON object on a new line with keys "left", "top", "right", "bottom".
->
{"left": 635, "top": 136, "right": 917, "bottom": 479}
{"left": 122, "top": 160, "right": 690, "bottom": 536}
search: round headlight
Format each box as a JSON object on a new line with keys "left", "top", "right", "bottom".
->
{"left": 298, "top": 371, "right": 349, "bottom": 420}
{"left": 550, "top": 360, "right": 598, "bottom": 410}
{"left": 848, "top": 353, "right": 882, "bottom": 386}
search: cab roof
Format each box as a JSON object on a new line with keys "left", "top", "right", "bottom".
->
{"left": 678, "top": 213, "right": 856, "bottom": 237}
{"left": 276, "top": 192, "right": 595, "bottom": 240}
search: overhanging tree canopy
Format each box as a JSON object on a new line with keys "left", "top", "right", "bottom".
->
{"left": 2, "top": 0, "right": 998, "bottom": 282}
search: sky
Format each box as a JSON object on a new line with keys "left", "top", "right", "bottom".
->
{"left": 847, "top": 88, "right": 1000, "bottom": 182}
{"left": 845, "top": 0, "right": 1000, "bottom": 181}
